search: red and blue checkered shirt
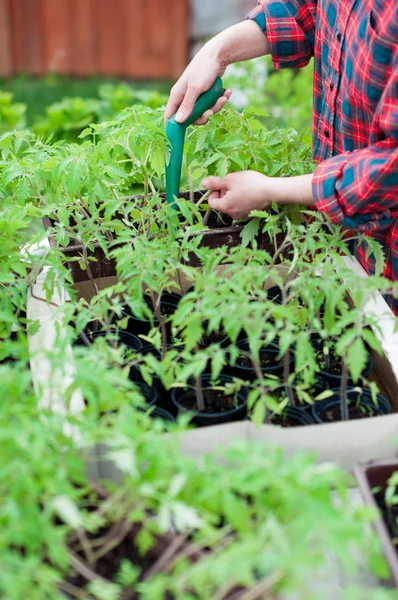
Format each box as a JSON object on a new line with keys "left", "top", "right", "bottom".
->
{"left": 248, "top": 0, "right": 398, "bottom": 309}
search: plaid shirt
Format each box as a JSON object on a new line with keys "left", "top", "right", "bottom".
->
{"left": 248, "top": 0, "right": 398, "bottom": 311}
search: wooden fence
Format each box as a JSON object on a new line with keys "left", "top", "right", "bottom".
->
{"left": 0, "top": 0, "right": 189, "bottom": 79}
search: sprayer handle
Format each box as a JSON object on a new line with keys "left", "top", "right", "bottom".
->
{"left": 167, "top": 77, "right": 226, "bottom": 129}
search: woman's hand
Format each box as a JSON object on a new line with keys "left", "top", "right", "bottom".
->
{"left": 164, "top": 47, "right": 232, "bottom": 126}
{"left": 164, "top": 21, "right": 270, "bottom": 126}
{"left": 202, "top": 172, "right": 315, "bottom": 219}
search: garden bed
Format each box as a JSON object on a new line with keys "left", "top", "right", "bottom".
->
{"left": 28, "top": 258, "right": 398, "bottom": 473}
{"left": 42, "top": 191, "right": 287, "bottom": 283}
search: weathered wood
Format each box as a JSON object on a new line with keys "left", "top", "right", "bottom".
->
{"left": 41, "top": 0, "right": 71, "bottom": 73}
{"left": 5, "top": 0, "right": 189, "bottom": 78}
{"left": 11, "top": 0, "right": 44, "bottom": 75}
{"left": 71, "top": 0, "right": 96, "bottom": 75}
{"left": 0, "top": 0, "right": 13, "bottom": 77}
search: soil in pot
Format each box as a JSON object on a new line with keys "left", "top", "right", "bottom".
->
{"left": 199, "top": 330, "right": 230, "bottom": 349}
{"left": 172, "top": 375, "right": 247, "bottom": 427}
{"left": 121, "top": 295, "right": 179, "bottom": 338}
{"left": 312, "top": 388, "right": 392, "bottom": 424}
{"left": 62, "top": 495, "right": 198, "bottom": 598}
{"left": 229, "top": 340, "right": 289, "bottom": 381}
{"left": 204, "top": 211, "right": 234, "bottom": 229}
{"left": 75, "top": 329, "right": 142, "bottom": 352}
{"left": 313, "top": 336, "right": 374, "bottom": 387}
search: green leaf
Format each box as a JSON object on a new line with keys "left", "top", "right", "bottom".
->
{"left": 240, "top": 218, "right": 260, "bottom": 248}
{"left": 50, "top": 496, "right": 82, "bottom": 529}
{"left": 347, "top": 338, "right": 367, "bottom": 383}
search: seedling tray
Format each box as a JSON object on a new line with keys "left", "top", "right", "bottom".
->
{"left": 42, "top": 191, "right": 286, "bottom": 283}
{"left": 27, "top": 258, "right": 398, "bottom": 473}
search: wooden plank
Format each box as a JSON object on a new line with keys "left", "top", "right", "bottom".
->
{"left": 95, "top": 0, "right": 124, "bottom": 75}
{"left": 168, "top": 0, "right": 189, "bottom": 79}
{"left": 144, "top": 0, "right": 170, "bottom": 78}
{"left": 122, "top": 0, "right": 147, "bottom": 78}
{"left": 0, "top": 0, "right": 13, "bottom": 76}
{"left": 41, "top": 0, "right": 71, "bottom": 73}
{"left": 11, "top": 0, "right": 44, "bottom": 74}
{"left": 70, "top": 0, "right": 96, "bottom": 75}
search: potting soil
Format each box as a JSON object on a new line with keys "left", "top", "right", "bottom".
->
{"left": 180, "top": 390, "right": 240, "bottom": 414}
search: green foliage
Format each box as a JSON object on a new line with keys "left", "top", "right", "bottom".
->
{"left": 225, "top": 55, "right": 313, "bottom": 139}
{"left": 32, "top": 84, "right": 168, "bottom": 143}
{"left": 0, "top": 91, "right": 27, "bottom": 133}
{"left": 0, "top": 74, "right": 171, "bottom": 124}
{"left": 0, "top": 88, "right": 397, "bottom": 599}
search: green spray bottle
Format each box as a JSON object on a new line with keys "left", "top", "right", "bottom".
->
{"left": 165, "top": 77, "right": 225, "bottom": 207}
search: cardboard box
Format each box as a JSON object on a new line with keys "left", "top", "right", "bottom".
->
{"left": 27, "top": 258, "right": 398, "bottom": 473}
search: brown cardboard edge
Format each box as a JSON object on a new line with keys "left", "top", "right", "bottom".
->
{"left": 355, "top": 459, "right": 398, "bottom": 587}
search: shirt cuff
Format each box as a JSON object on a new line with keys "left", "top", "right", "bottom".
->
{"left": 246, "top": 6, "right": 267, "bottom": 33}
{"left": 312, "top": 156, "right": 394, "bottom": 232}
{"left": 246, "top": 2, "right": 314, "bottom": 69}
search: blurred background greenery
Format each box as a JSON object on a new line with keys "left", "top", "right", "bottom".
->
{"left": 0, "top": 55, "right": 313, "bottom": 144}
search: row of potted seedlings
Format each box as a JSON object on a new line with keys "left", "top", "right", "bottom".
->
{"left": 75, "top": 284, "right": 391, "bottom": 429}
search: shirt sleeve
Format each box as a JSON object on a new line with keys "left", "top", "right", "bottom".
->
{"left": 247, "top": 1, "right": 317, "bottom": 69}
{"left": 313, "top": 63, "right": 398, "bottom": 234}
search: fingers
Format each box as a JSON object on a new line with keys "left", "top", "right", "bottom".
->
{"left": 193, "top": 90, "right": 232, "bottom": 126}
{"left": 202, "top": 176, "right": 225, "bottom": 191}
{"left": 194, "top": 109, "right": 214, "bottom": 127}
{"left": 164, "top": 84, "right": 184, "bottom": 124}
{"left": 208, "top": 190, "right": 231, "bottom": 213}
{"left": 175, "top": 86, "right": 202, "bottom": 123}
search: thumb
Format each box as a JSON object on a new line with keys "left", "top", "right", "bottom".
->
{"left": 175, "top": 87, "right": 200, "bottom": 123}
{"left": 201, "top": 176, "right": 225, "bottom": 191}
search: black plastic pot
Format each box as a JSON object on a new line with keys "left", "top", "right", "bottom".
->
{"left": 313, "top": 337, "right": 374, "bottom": 388}
{"left": 75, "top": 329, "right": 142, "bottom": 351}
{"left": 131, "top": 344, "right": 179, "bottom": 416}
{"left": 148, "top": 406, "right": 176, "bottom": 422}
{"left": 136, "top": 404, "right": 176, "bottom": 423}
{"left": 228, "top": 339, "right": 291, "bottom": 381}
{"left": 121, "top": 296, "right": 179, "bottom": 338}
{"left": 266, "top": 285, "right": 283, "bottom": 305}
{"left": 311, "top": 388, "right": 392, "bottom": 424}
{"left": 199, "top": 330, "right": 230, "bottom": 349}
{"left": 135, "top": 382, "right": 159, "bottom": 408}
{"left": 171, "top": 374, "right": 247, "bottom": 427}
{"left": 270, "top": 407, "right": 315, "bottom": 427}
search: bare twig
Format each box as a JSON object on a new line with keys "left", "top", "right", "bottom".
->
{"left": 58, "top": 581, "right": 86, "bottom": 598}
{"left": 228, "top": 572, "right": 282, "bottom": 600}
{"left": 91, "top": 519, "right": 132, "bottom": 563}
{"left": 340, "top": 357, "right": 349, "bottom": 421}
{"left": 142, "top": 533, "right": 189, "bottom": 581}
{"left": 81, "top": 244, "right": 99, "bottom": 297}
{"left": 69, "top": 550, "right": 108, "bottom": 584}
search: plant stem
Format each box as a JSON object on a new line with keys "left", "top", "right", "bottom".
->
{"left": 340, "top": 357, "right": 349, "bottom": 421}
{"left": 141, "top": 533, "right": 188, "bottom": 581}
{"left": 82, "top": 243, "right": 99, "bottom": 297}
{"left": 202, "top": 208, "right": 212, "bottom": 228}
{"left": 149, "top": 291, "right": 168, "bottom": 360}
{"left": 68, "top": 550, "right": 108, "bottom": 584}
{"left": 58, "top": 581, "right": 86, "bottom": 598}
{"left": 91, "top": 519, "right": 132, "bottom": 563}
{"left": 283, "top": 350, "right": 295, "bottom": 408}
{"left": 251, "top": 353, "right": 270, "bottom": 423}
{"left": 195, "top": 373, "right": 205, "bottom": 412}
{"left": 228, "top": 572, "right": 282, "bottom": 600}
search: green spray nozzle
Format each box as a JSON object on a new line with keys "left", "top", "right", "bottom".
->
{"left": 165, "top": 77, "right": 225, "bottom": 206}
